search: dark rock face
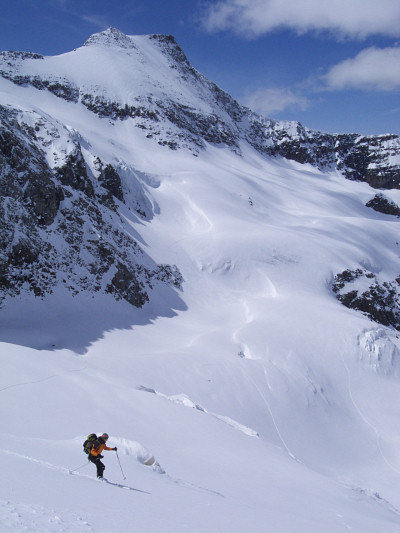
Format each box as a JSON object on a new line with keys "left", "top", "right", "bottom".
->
{"left": 0, "top": 107, "right": 63, "bottom": 227}
{"left": 332, "top": 269, "right": 400, "bottom": 331}
{"left": 366, "top": 194, "right": 400, "bottom": 217}
{"left": 99, "top": 163, "right": 124, "bottom": 203}
{"left": 55, "top": 146, "right": 95, "bottom": 197}
{"left": 107, "top": 262, "right": 149, "bottom": 307}
{"left": 334, "top": 134, "right": 400, "bottom": 189}
{"left": 80, "top": 93, "right": 159, "bottom": 121}
{"left": 246, "top": 121, "right": 400, "bottom": 189}
{"left": 0, "top": 105, "right": 182, "bottom": 307}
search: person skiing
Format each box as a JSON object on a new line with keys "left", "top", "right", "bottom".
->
{"left": 88, "top": 433, "right": 117, "bottom": 479}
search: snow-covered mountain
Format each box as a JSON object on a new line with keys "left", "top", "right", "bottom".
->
{"left": 1, "top": 27, "right": 400, "bottom": 183}
{"left": 1, "top": 27, "right": 400, "bottom": 533}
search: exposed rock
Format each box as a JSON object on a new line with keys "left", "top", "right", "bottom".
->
{"left": 366, "top": 193, "right": 400, "bottom": 217}
{"left": 0, "top": 105, "right": 62, "bottom": 227}
{"left": 335, "top": 134, "right": 400, "bottom": 188}
{"left": 107, "top": 262, "right": 149, "bottom": 307}
{"left": 152, "top": 264, "right": 184, "bottom": 288}
{"left": 80, "top": 93, "right": 159, "bottom": 121}
{"left": 98, "top": 163, "right": 124, "bottom": 202}
{"left": 333, "top": 269, "right": 400, "bottom": 331}
{"left": 84, "top": 26, "right": 137, "bottom": 50}
{"left": 54, "top": 145, "right": 95, "bottom": 197}
{"left": 0, "top": 105, "right": 182, "bottom": 308}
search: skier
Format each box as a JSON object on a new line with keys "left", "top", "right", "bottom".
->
{"left": 88, "top": 433, "right": 117, "bottom": 479}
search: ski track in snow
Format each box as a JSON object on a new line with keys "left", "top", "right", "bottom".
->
{"left": 76, "top": 475, "right": 151, "bottom": 494}
{"left": 241, "top": 365, "right": 301, "bottom": 463}
{"left": 339, "top": 348, "right": 400, "bottom": 477}
{"left": 165, "top": 474, "right": 225, "bottom": 498}
{"left": 1, "top": 448, "right": 224, "bottom": 500}
{"left": 0, "top": 448, "right": 150, "bottom": 494}
{"left": 0, "top": 367, "right": 88, "bottom": 393}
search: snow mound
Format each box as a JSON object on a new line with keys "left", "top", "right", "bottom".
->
{"left": 111, "top": 437, "right": 164, "bottom": 471}
{"left": 358, "top": 329, "right": 400, "bottom": 376}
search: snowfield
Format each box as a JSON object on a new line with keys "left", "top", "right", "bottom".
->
{"left": 1, "top": 29, "right": 400, "bottom": 532}
{"left": 1, "top": 143, "right": 400, "bottom": 532}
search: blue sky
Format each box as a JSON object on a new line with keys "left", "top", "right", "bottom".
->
{"left": 1, "top": 0, "right": 400, "bottom": 136}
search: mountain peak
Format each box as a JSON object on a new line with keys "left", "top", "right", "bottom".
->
{"left": 84, "top": 27, "right": 136, "bottom": 49}
{"left": 0, "top": 27, "right": 399, "bottom": 190}
{"left": 83, "top": 28, "right": 188, "bottom": 62}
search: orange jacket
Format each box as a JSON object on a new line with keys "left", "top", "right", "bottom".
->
{"left": 90, "top": 441, "right": 113, "bottom": 456}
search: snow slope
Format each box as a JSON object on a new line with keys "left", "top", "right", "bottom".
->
{"left": 1, "top": 29, "right": 400, "bottom": 532}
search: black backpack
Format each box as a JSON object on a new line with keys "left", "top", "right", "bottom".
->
{"left": 83, "top": 433, "right": 97, "bottom": 455}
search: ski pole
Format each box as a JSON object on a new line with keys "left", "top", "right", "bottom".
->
{"left": 115, "top": 450, "right": 126, "bottom": 480}
{"left": 69, "top": 460, "right": 90, "bottom": 474}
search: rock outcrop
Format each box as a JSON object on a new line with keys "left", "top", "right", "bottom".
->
{"left": 0, "top": 104, "right": 182, "bottom": 306}
{"left": 332, "top": 269, "right": 400, "bottom": 331}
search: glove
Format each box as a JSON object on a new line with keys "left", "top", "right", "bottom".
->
{"left": 113, "top": 447, "right": 117, "bottom": 451}
{"left": 98, "top": 454, "right": 104, "bottom": 459}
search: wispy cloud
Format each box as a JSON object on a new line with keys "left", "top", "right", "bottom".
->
{"left": 242, "top": 44, "right": 400, "bottom": 117}
{"left": 386, "top": 106, "right": 400, "bottom": 115}
{"left": 243, "top": 87, "right": 309, "bottom": 116}
{"left": 40, "top": 1, "right": 147, "bottom": 33}
{"left": 323, "top": 46, "right": 400, "bottom": 91}
{"left": 201, "top": 0, "right": 400, "bottom": 39}
{"left": 80, "top": 13, "right": 111, "bottom": 30}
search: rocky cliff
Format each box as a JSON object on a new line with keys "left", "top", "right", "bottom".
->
{"left": 0, "top": 103, "right": 182, "bottom": 307}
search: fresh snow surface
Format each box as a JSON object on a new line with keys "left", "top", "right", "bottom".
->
{"left": 2, "top": 142, "right": 400, "bottom": 533}
{"left": 1, "top": 31, "right": 400, "bottom": 533}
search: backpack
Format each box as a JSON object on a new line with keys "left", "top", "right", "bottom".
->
{"left": 83, "top": 433, "right": 97, "bottom": 455}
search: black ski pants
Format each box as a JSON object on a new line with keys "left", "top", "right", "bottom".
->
{"left": 89, "top": 454, "right": 105, "bottom": 478}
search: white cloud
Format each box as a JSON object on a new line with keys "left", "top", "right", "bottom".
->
{"left": 201, "top": 0, "right": 400, "bottom": 39}
{"left": 243, "top": 87, "right": 309, "bottom": 116}
{"left": 242, "top": 46, "right": 400, "bottom": 120}
{"left": 80, "top": 14, "right": 111, "bottom": 29}
{"left": 324, "top": 46, "right": 400, "bottom": 91}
